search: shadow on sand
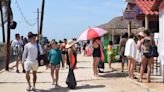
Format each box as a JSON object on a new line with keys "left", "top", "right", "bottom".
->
{"left": 100, "top": 72, "right": 128, "bottom": 78}
{"left": 36, "top": 84, "right": 105, "bottom": 92}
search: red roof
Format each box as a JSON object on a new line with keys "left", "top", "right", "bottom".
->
{"left": 135, "top": 0, "right": 159, "bottom": 15}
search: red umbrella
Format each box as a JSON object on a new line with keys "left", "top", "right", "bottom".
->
{"left": 78, "top": 27, "right": 108, "bottom": 41}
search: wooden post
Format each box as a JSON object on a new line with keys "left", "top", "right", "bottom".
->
{"left": 0, "top": 1, "right": 5, "bottom": 43}
{"left": 128, "top": 21, "right": 132, "bottom": 36}
{"left": 145, "top": 15, "right": 149, "bottom": 30}
{"left": 37, "top": 8, "right": 40, "bottom": 42}
{"left": 40, "top": 0, "right": 45, "bottom": 35}
{"left": 5, "top": 0, "right": 11, "bottom": 71}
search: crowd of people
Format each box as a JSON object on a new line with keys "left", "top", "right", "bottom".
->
{"left": 11, "top": 32, "right": 78, "bottom": 91}
{"left": 10, "top": 29, "right": 158, "bottom": 91}
{"left": 82, "top": 30, "right": 158, "bottom": 82}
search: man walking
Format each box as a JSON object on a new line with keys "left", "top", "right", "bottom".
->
{"left": 11, "top": 33, "right": 25, "bottom": 73}
{"left": 22, "top": 32, "right": 43, "bottom": 91}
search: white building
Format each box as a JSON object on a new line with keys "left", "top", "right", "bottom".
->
{"left": 159, "top": 1, "right": 164, "bottom": 53}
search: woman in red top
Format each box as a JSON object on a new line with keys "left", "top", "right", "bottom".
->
{"left": 60, "top": 39, "right": 67, "bottom": 68}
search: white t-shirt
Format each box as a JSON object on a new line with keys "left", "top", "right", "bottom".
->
{"left": 22, "top": 42, "right": 43, "bottom": 63}
{"left": 11, "top": 39, "right": 24, "bottom": 55}
{"left": 124, "top": 38, "right": 137, "bottom": 60}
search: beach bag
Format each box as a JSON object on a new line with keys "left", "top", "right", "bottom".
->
{"left": 66, "top": 68, "right": 77, "bottom": 89}
{"left": 149, "top": 46, "right": 159, "bottom": 57}
{"left": 86, "top": 48, "right": 92, "bottom": 56}
{"left": 36, "top": 42, "right": 48, "bottom": 66}
{"left": 98, "top": 61, "right": 104, "bottom": 69}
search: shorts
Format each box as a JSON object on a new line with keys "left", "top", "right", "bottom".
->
{"left": 14, "top": 53, "right": 22, "bottom": 60}
{"left": 143, "top": 53, "right": 152, "bottom": 59}
{"left": 24, "top": 61, "right": 38, "bottom": 72}
{"left": 62, "top": 51, "right": 66, "bottom": 54}
{"left": 51, "top": 64, "right": 60, "bottom": 69}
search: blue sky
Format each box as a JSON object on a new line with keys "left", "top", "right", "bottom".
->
{"left": 0, "top": 0, "right": 126, "bottom": 42}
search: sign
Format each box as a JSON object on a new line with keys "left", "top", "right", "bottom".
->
{"left": 123, "top": 10, "right": 136, "bottom": 20}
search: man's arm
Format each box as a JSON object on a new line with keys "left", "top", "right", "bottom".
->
{"left": 39, "top": 44, "right": 44, "bottom": 55}
{"left": 22, "top": 45, "right": 28, "bottom": 63}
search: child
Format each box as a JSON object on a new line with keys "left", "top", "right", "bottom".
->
{"left": 107, "top": 41, "right": 113, "bottom": 71}
{"left": 49, "top": 41, "right": 62, "bottom": 87}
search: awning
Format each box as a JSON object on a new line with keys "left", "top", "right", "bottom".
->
{"left": 135, "top": 0, "right": 159, "bottom": 15}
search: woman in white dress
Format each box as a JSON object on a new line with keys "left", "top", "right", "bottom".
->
{"left": 125, "top": 34, "right": 137, "bottom": 79}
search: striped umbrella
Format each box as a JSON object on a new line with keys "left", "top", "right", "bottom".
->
{"left": 78, "top": 27, "right": 108, "bottom": 41}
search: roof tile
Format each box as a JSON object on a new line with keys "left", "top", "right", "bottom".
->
{"left": 135, "top": 0, "right": 159, "bottom": 15}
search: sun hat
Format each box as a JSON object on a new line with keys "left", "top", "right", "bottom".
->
{"left": 138, "top": 31, "right": 145, "bottom": 37}
{"left": 66, "top": 39, "right": 77, "bottom": 48}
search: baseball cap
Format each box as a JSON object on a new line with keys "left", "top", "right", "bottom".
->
{"left": 28, "top": 32, "right": 37, "bottom": 39}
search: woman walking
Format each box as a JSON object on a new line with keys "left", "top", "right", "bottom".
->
{"left": 49, "top": 41, "right": 62, "bottom": 87}
{"left": 92, "top": 37, "right": 104, "bottom": 78}
{"left": 66, "top": 39, "right": 77, "bottom": 89}
{"left": 125, "top": 34, "right": 137, "bottom": 79}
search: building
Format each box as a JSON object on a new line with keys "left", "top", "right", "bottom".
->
{"left": 159, "top": 1, "right": 164, "bottom": 53}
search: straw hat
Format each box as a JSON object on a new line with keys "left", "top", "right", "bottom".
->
{"left": 66, "top": 39, "right": 77, "bottom": 48}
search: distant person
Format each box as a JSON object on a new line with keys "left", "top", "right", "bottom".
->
{"left": 107, "top": 41, "right": 113, "bottom": 71}
{"left": 119, "top": 32, "right": 128, "bottom": 72}
{"left": 92, "top": 37, "right": 104, "bottom": 78}
{"left": 11, "top": 33, "right": 25, "bottom": 73}
{"left": 49, "top": 41, "right": 62, "bottom": 87}
{"left": 43, "top": 41, "right": 51, "bottom": 69}
{"left": 60, "top": 38, "right": 67, "bottom": 68}
{"left": 22, "top": 32, "right": 43, "bottom": 91}
{"left": 124, "top": 34, "right": 137, "bottom": 79}
{"left": 83, "top": 41, "right": 89, "bottom": 56}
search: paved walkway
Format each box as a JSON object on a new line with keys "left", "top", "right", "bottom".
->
{"left": 0, "top": 54, "right": 163, "bottom": 92}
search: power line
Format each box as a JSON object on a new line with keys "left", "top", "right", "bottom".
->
{"left": 14, "top": 0, "right": 37, "bottom": 26}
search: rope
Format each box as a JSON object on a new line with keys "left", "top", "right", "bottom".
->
{"left": 14, "top": 0, "right": 37, "bottom": 26}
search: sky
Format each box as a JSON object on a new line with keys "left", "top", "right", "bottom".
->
{"left": 0, "top": 0, "right": 127, "bottom": 42}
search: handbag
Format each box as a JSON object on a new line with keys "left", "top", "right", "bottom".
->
{"left": 36, "top": 42, "right": 48, "bottom": 66}
{"left": 149, "top": 46, "right": 159, "bottom": 57}
{"left": 98, "top": 61, "right": 104, "bottom": 69}
{"left": 66, "top": 68, "right": 77, "bottom": 89}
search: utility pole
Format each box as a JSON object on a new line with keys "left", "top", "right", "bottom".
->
{"left": 37, "top": 8, "right": 40, "bottom": 42}
{"left": 0, "top": 1, "right": 5, "bottom": 43}
{"left": 40, "top": 0, "right": 45, "bottom": 35}
{"left": 5, "top": 0, "right": 11, "bottom": 71}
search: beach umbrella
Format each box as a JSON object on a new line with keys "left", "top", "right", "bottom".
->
{"left": 78, "top": 27, "right": 108, "bottom": 41}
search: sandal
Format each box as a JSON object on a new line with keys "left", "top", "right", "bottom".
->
{"left": 26, "top": 86, "right": 31, "bottom": 91}
{"left": 131, "top": 76, "right": 137, "bottom": 79}
{"left": 138, "top": 79, "right": 142, "bottom": 83}
{"left": 32, "top": 87, "right": 36, "bottom": 91}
